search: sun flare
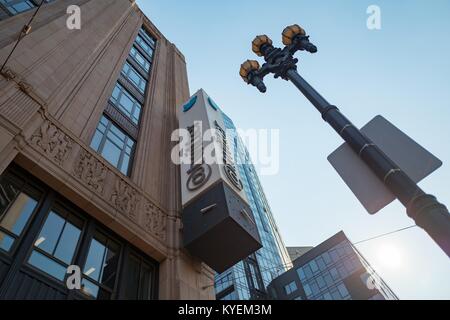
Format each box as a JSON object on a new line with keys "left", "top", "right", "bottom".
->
{"left": 377, "top": 244, "right": 403, "bottom": 269}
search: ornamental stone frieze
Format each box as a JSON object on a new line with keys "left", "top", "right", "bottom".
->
{"left": 111, "top": 178, "right": 140, "bottom": 222}
{"left": 30, "top": 120, "right": 73, "bottom": 166}
{"left": 143, "top": 200, "right": 167, "bottom": 242}
{"left": 73, "top": 148, "right": 108, "bottom": 195}
{"left": 27, "top": 115, "right": 168, "bottom": 244}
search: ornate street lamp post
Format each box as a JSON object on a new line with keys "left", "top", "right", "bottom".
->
{"left": 240, "top": 24, "right": 450, "bottom": 257}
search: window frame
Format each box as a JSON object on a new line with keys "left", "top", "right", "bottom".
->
{"left": 129, "top": 45, "right": 151, "bottom": 73}
{"left": 0, "top": 0, "right": 54, "bottom": 15}
{"left": 284, "top": 281, "right": 298, "bottom": 295}
{"left": 0, "top": 0, "right": 35, "bottom": 15}
{"left": 0, "top": 173, "right": 43, "bottom": 256}
{"left": 79, "top": 228, "right": 123, "bottom": 300}
{"left": 0, "top": 165, "right": 160, "bottom": 300}
{"left": 215, "top": 271, "right": 234, "bottom": 294}
{"left": 90, "top": 115, "right": 136, "bottom": 176}
{"left": 121, "top": 61, "right": 148, "bottom": 95}
{"left": 138, "top": 28, "right": 156, "bottom": 50}
{"left": 25, "top": 202, "right": 87, "bottom": 283}
{"left": 119, "top": 249, "right": 158, "bottom": 300}
{"left": 135, "top": 34, "right": 154, "bottom": 60}
{"left": 109, "top": 82, "right": 143, "bottom": 125}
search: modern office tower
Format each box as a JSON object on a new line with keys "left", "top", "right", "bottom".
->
{"left": 0, "top": 0, "right": 215, "bottom": 299}
{"left": 214, "top": 112, "right": 292, "bottom": 300}
{"left": 268, "top": 231, "right": 398, "bottom": 300}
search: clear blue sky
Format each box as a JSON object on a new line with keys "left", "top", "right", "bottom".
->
{"left": 136, "top": 0, "right": 450, "bottom": 299}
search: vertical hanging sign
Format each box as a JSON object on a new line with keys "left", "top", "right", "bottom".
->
{"left": 177, "top": 89, "right": 262, "bottom": 273}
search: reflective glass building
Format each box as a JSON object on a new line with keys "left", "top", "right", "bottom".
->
{"left": 214, "top": 112, "right": 292, "bottom": 300}
{"left": 268, "top": 231, "right": 398, "bottom": 300}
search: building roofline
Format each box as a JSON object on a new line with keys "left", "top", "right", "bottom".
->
{"left": 292, "top": 231, "right": 348, "bottom": 268}
{"left": 131, "top": 0, "right": 186, "bottom": 62}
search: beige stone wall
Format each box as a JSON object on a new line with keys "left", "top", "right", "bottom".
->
{"left": 0, "top": 0, "right": 214, "bottom": 300}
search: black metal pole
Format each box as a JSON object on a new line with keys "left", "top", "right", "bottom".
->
{"left": 285, "top": 68, "right": 450, "bottom": 258}
{"left": 242, "top": 30, "right": 450, "bottom": 258}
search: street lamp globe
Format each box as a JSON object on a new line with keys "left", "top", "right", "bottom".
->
{"left": 282, "top": 24, "right": 306, "bottom": 45}
{"left": 252, "top": 35, "right": 273, "bottom": 57}
{"left": 239, "top": 60, "right": 260, "bottom": 83}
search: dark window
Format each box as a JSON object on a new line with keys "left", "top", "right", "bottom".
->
{"left": 0, "top": 166, "right": 160, "bottom": 300}
{"left": 337, "top": 264, "right": 347, "bottom": 278}
{"left": 322, "top": 251, "right": 332, "bottom": 265}
{"left": 249, "top": 263, "right": 260, "bottom": 290}
{"left": 215, "top": 272, "right": 234, "bottom": 294}
{"left": 0, "top": 0, "right": 54, "bottom": 15}
{"left": 121, "top": 62, "right": 147, "bottom": 94}
{"left": 244, "top": 256, "right": 264, "bottom": 294}
{"left": 139, "top": 28, "right": 156, "bottom": 49}
{"left": 303, "top": 264, "right": 313, "bottom": 278}
{"left": 129, "top": 46, "right": 151, "bottom": 72}
{"left": 135, "top": 34, "right": 154, "bottom": 59}
{"left": 0, "top": 177, "right": 39, "bottom": 253}
{"left": 0, "top": 0, "right": 35, "bottom": 14}
{"left": 324, "top": 272, "right": 334, "bottom": 286}
{"left": 310, "top": 281, "right": 320, "bottom": 295}
{"left": 303, "top": 283, "right": 312, "bottom": 297}
{"left": 323, "top": 292, "right": 333, "bottom": 300}
{"left": 330, "top": 267, "right": 340, "bottom": 280}
{"left": 337, "top": 283, "right": 350, "bottom": 298}
{"left": 330, "top": 249, "right": 339, "bottom": 262}
{"left": 331, "top": 288, "right": 341, "bottom": 300}
{"left": 316, "top": 275, "right": 326, "bottom": 289}
{"left": 296, "top": 267, "right": 306, "bottom": 281}
{"left": 110, "top": 83, "right": 142, "bottom": 124}
{"left": 81, "top": 231, "right": 120, "bottom": 300}
{"left": 28, "top": 209, "right": 83, "bottom": 281}
{"left": 284, "top": 281, "right": 297, "bottom": 295}
{"left": 317, "top": 256, "right": 326, "bottom": 271}
{"left": 309, "top": 259, "right": 319, "bottom": 273}
{"left": 123, "top": 253, "right": 156, "bottom": 300}
{"left": 90, "top": 115, "right": 135, "bottom": 176}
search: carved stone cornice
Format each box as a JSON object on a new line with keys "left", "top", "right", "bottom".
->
{"left": 143, "top": 200, "right": 167, "bottom": 242}
{"left": 111, "top": 178, "right": 140, "bottom": 222}
{"left": 30, "top": 120, "right": 73, "bottom": 166}
{"left": 26, "top": 112, "right": 169, "bottom": 245}
{"left": 73, "top": 149, "right": 108, "bottom": 195}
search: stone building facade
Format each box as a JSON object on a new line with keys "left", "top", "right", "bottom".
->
{"left": 0, "top": 0, "right": 215, "bottom": 299}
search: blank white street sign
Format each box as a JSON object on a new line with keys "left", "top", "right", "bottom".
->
{"left": 328, "top": 115, "right": 443, "bottom": 214}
